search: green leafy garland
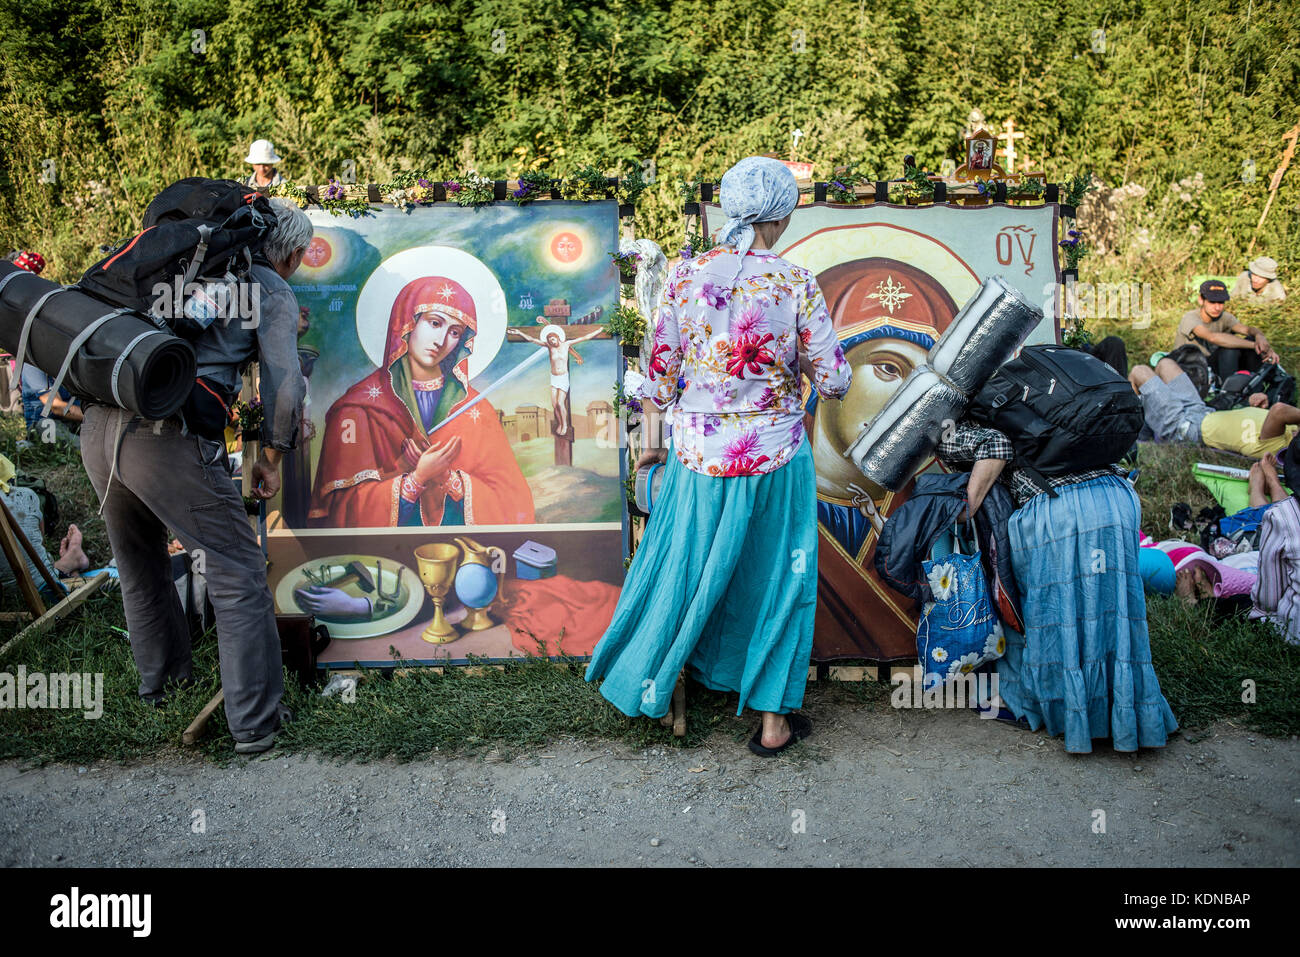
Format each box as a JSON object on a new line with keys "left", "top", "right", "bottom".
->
{"left": 1062, "top": 171, "right": 1098, "bottom": 208}
{"left": 826, "top": 164, "right": 870, "bottom": 203}
{"left": 900, "top": 164, "right": 937, "bottom": 200}
{"left": 608, "top": 303, "right": 647, "bottom": 345}
{"left": 561, "top": 165, "right": 611, "bottom": 201}
{"left": 270, "top": 164, "right": 628, "bottom": 216}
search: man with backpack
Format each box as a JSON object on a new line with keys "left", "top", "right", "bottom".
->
{"left": 78, "top": 194, "right": 311, "bottom": 754}
{"left": 1129, "top": 356, "right": 1299, "bottom": 460}
{"left": 932, "top": 345, "right": 1178, "bottom": 754}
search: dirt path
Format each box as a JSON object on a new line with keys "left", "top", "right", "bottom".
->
{"left": 2, "top": 704, "right": 1296, "bottom": 867}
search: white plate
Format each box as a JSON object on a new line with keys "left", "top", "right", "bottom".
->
{"left": 274, "top": 554, "right": 422, "bottom": 639}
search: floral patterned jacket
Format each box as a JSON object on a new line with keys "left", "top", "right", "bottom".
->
{"left": 644, "top": 246, "right": 852, "bottom": 476}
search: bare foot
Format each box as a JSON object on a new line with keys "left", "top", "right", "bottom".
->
{"left": 1193, "top": 566, "right": 1216, "bottom": 601}
{"left": 53, "top": 524, "right": 89, "bottom": 575}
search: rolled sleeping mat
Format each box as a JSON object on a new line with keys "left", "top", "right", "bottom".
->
{"left": 844, "top": 364, "right": 968, "bottom": 491}
{"left": 927, "top": 275, "right": 1043, "bottom": 395}
{"left": 633, "top": 462, "right": 666, "bottom": 514}
{"left": 0, "top": 261, "right": 195, "bottom": 421}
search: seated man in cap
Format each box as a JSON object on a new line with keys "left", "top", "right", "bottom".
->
{"left": 1231, "top": 256, "right": 1286, "bottom": 304}
{"left": 1174, "top": 278, "right": 1279, "bottom": 381}
{"left": 1129, "top": 357, "right": 1299, "bottom": 459}
{"left": 243, "top": 139, "right": 286, "bottom": 191}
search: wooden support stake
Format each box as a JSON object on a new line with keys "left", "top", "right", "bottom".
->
{"left": 1248, "top": 121, "right": 1300, "bottom": 255}
{"left": 0, "top": 572, "right": 109, "bottom": 660}
{"left": 671, "top": 673, "right": 686, "bottom": 738}
{"left": 182, "top": 689, "right": 225, "bottom": 746}
{"left": 0, "top": 498, "right": 63, "bottom": 594}
{"left": 0, "top": 499, "right": 45, "bottom": 618}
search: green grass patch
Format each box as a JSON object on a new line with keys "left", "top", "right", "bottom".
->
{"left": 1146, "top": 595, "right": 1300, "bottom": 737}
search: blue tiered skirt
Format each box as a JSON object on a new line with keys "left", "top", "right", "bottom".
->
{"left": 998, "top": 475, "right": 1179, "bottom": 753}
{"left": 586, "top": 442, "right": 818, "bottom": 718}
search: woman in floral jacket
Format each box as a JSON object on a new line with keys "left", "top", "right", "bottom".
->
{"left": 586, "top": 157, "right": 852, "bottom": 755}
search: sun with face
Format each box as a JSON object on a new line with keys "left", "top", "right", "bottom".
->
{"left": 545, "top": 227, "right": 594, "bottom": 273}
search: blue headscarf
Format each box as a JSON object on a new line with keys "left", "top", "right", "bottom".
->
{"left": 717, "top": 157, "right": 800, "bottom": 259}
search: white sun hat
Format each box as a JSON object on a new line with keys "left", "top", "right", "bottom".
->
{"left": 244, "top": 139, "right": 282, "bottom": 165}
{"left": 1247, "top": 256, "right": 1278, "bottom": 280}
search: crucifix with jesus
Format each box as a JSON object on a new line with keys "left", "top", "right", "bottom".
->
{"left": 507, "top": 301, "right": 607, "bottom": 465}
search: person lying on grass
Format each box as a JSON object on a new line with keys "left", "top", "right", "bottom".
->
{"left": 0, "top": 493, "right": 89, "bottom": 597}
{"left": 1130, "top": 356, "right": 1299, "bottom": 459}
{"left": 1168, "top": 455, "right": 1290, "bottom": 611}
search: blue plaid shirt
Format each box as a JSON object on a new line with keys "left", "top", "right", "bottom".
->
{"left": 936, "top": 420, "right": 1125, "bottom": 505}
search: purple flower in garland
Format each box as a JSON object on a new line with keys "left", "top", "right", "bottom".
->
{"left": 324, "top": 178, "right": 345, "bottom": 200}
{"left": 513, "top": 183, "right": 532, "bottom": 199}
{"left": 700, "top": 282, "right": 729, "bottom": 310}
{"left": 417, "top": 178, "right": 432, "bottom": 189}
{"left": 831, "top": 180, "right": 846, "bottom": 192}
{"left": 625, "top": 394, "right": 642, "bottom": 413}
{"left": 443, "top": 180, "right": 462, "bottom": 193}
{"left": 679, "top": 245, "right": 695, "bottom": 260}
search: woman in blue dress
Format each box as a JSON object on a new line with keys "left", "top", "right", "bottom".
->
{"left": 585, "top": 157, "right": 853, "bottom": 755}
{"left": 937, "top": 422, "right": 1179, "bottom": 753}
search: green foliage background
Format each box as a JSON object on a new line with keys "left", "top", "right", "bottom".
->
{"left": 1, "top": 0, "right": 1299, "bottom": 292}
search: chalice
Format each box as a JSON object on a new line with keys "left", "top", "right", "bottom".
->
{"left": 414, "top": 543, "right": 461, "bottom": 643}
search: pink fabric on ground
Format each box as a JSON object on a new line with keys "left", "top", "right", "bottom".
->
{"left": 1178, "top": 554, "right": 1258, "bottom": 597}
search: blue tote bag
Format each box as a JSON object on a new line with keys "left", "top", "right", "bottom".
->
{"left": 916, "top": 525, "right": 1005, "bottom": 691}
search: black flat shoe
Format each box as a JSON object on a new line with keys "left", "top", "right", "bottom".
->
{"left": 748, "top": 712, "right": 812, "bottom": 757}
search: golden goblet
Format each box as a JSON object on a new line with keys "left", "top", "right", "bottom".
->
{"left": 414, "top": 543, "right": 461, "bottom": 643}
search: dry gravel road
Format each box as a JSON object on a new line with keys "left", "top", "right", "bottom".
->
{"left": 2, "top": 702, "right": 1296, "bottom": 867}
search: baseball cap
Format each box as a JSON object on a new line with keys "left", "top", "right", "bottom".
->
{"left": 1199, "top": 279, "right": 1229, "bottom": 303}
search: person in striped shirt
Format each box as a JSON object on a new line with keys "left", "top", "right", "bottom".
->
{"left": 1251, "top": 441, "right": 1300, "bottom": 645}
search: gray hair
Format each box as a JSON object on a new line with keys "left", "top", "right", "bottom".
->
{"left": 263, "top": 198, "right": 314, "bottom": 266}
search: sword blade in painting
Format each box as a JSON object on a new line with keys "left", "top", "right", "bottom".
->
{"left": 426, "top": 345, "right": 550, "bottom": 436}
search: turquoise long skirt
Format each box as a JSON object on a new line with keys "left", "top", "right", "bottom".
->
{"left": 998, "top": 475, "right": 1179, "bottom": 753}
{"left": 586, "top": 441, "right": 818, "bottom": 718}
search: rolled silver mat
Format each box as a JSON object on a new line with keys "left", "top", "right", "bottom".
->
{"left": 927, "top": 275, "right": 1043, "bottom": 395}
{"left": 844, "top": 365, "right": 969, "bottom": 491}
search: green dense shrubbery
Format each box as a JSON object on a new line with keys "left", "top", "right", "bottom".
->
{"left": 1, "top": 0, "right": 1298, "bottom": 301}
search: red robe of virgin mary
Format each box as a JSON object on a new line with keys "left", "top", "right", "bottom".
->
{"left": 307, "top": 276, "right": 535, "bottom": 528}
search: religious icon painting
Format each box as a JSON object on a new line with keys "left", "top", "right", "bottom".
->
{"left": 958, "top": 127, "right": 1001, "bottom": 181}
{"left": 699, "top": 200, "right": 1063, "bottom": 662}
{"left": 267, "top": 201, "right": 627, "bottom": 666}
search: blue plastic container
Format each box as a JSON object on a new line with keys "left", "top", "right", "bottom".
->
{"left": 514, "top": 540, "right": 557, "bottom": 579}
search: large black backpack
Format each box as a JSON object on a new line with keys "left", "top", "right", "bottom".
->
{"left": 967, "top": 345, "right": 1144, "bottom": 494}
{"left": 78, "top": 178, "right": 278, "bottom": 339}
